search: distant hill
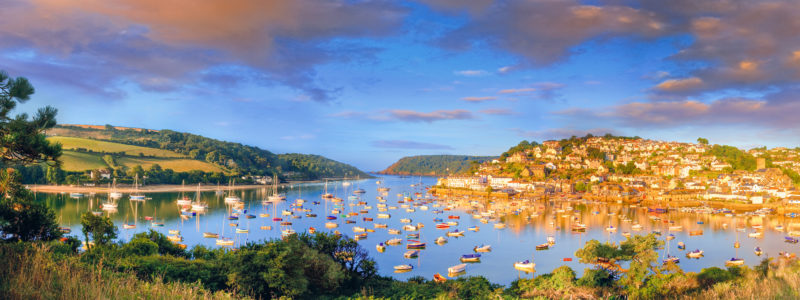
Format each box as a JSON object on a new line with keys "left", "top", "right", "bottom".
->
{"left": 47, "top": 124, "right": 370, "bottom": 180}
{"left": 379, "top": 155, "right": 495, "bottom": 176}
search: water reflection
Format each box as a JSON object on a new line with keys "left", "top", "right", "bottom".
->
{"left": 38, "top": 175, "right": 800, "bottom": 285}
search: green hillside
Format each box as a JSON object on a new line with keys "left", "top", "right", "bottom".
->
{"left": 49, "top": 136, "right": 185, "bottom": 158}
{"left": 379, "top": 155, "right": 495, "bottom": 176}
{"left": 47, "top": 124, "right": 370, "bottom": 180}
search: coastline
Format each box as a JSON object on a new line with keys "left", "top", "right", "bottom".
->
{"left": 27, "top": 179, "right": 332, "bottom": 194}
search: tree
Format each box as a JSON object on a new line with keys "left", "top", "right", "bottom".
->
{"left": 0, "top": 70, "right": 63, "bottom": 242}
{"left": 80, "top": 212, "right": 117, "bottom": 249}
{"left": 0, "top": 71, "right": 61, "bottom": 165}
{"left": 697, "top": 137, "right": 709, "bottom": 145}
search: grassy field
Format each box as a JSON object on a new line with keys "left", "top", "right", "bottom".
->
{"left": 48, "top": 136, "right": 184, "bottom": 158}
{"left": 58, "top": 150, "right": 223, "bottom": 173}
{"left": 116, "top": 156, "right": 224, "bottom": 172}
{"left": 59, "top": 151, "right": 109, "bottom": 171}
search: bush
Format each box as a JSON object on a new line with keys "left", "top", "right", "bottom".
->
{"left": 578, "top": 267, "right": 616, "bottom": 288}
{"left": 121, "top": 238, "right": 158, "bottom": 256}
{"left": 697, "top": 267, "right": 735, "bottom": 287}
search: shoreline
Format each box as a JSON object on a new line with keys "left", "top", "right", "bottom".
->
{"left": 27, "top": 179, "right": 333, "bottom": 194}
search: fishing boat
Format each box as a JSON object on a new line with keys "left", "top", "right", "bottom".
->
{"left": 748, "top": 231, "right": 763, "bottom": 238}
{"left": 404, "top": 250, "right": 420, "bottom": 258}
{"left": 394, "top": 264, "right": 413, "bottom": 271}
{"left": 407, "top": 233, "right": 420, "bottom": 239}
{"left": 374, "top": 223, "right": 388, "bottom": 228}
{"left": 435, "top": 236, "right": 447, "bottom": 244}
{"left": 677, "top": 242, "right": 685, "bottom": 250}
{"left": 663, "top": 255, "right": 680, "bottom": 264}
{"left": 388, "top": 229, "right": 401, "bottom": 235}
{"left": 473, "top": 245, "right": 491, "bottom": 252}
{"left": 400, "top": 218, "right": 411, "bottom": 223}
{"left": 167, "top": 235, "right": 183, "bottom": 243}
{"left": 666, "top": 234, "right": 676, "bottom": 241}
{"left": 236, "top": 228, "right": 249, "bottom": 234}
{"left": 536, "top": 243, "right": 549, "bottom": 250}
{"left": 215, "top": 238, "right": 234, "bottom": 246}
{"left": 403, "top": 225, "right": 418, "bottom": 231}
{"left": 353, "top": 226, "right": 366, "bottom": 233}
{"left": 433, "top": 273, "right": 447, "bottom": 282}
{"left": 406, "top": 242, "right": 426, "bottom": 249}
{"left": 668, "top": 225, "right": 683, "bottom": 231}
{"left": 281, "top": 229, "right": 297, "bottom": 237}
{"left": 547, "top": 236, "right": 556, "bottom": 245}
{"left": 754, "top": 247, "right": 763, "bottom": 256}
{"left": 631, "top": 223, "right": 643, "bottom": 231}
{"left": 514, "top": 260, "right": 535, "bottom": 271}
{"left": 203, "top": 232, "right": 219, "bottom": 238}
{"left": 168, "top": 229, "right": 180, "bottom": 235}
{"left": 354, "top": 233, "right": 368, "bottom": 240}
{"left": 460, "top": 253, "right": 481, "bottom": 262}
{"left": 494, "top": 223, "right": 506, "bottom": 229}
{"left": 122, "top": 223, "right": 136, "bottom": 229}
{"left": 436, "top": 223, "right": 450, "bottom": 229}
{"left": 260, "top": 226, "right": 272, "bottom": 230}
{"left": 377, "top": 213, "right": 391, "bottom": 219}
{"left": 785, "top": 237, "right": 799, "bottom": 243}
{"left": 725, "top": 257, "right": 744, "bottom": 266}
{"left": 468, "top": 226, "right": 479, "bottom": 232}
{"left": 689, "top": 230, "right": 704, "bottom": 236}
{"left": 448, "top": 264, "right": 466, "bottom": 274}
{"left": 69, "top": 192, "right": 84, "bottom": 198}
{"left": 386, "top": 238, "right": 402, "bottom": 245}
{"left": 376, "top": 243, "right": 385, "bottom": 252}
{"left": 446, "top": 229, "right": 464, "bottom": 237}
{"left": 605, "top": 225, "right": 617, "bottom": 232}
{"left": 686, "top": 249, "right": 704, "bottom": 258}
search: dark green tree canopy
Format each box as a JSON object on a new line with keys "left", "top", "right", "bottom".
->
{"left": 0, "top": 71, "right": 61, "bottom": 166}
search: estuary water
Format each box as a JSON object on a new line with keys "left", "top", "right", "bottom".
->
{"left": 41, "top": 175, "right": 800, "bottom": 285}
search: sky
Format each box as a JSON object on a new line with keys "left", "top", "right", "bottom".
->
{"left": 3, "top": 0, "right": 800, "bottom": 171}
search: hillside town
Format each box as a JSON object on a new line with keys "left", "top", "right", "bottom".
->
{"left": 437, "top": 135, "right": 800, "bottom": 207}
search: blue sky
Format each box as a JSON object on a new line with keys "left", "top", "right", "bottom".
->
{"left": 3, "top": 0, "right": 800, "bottom": 170}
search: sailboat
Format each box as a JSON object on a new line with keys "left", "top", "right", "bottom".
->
{"left": 191, "top": 184, "right": 208, "bottom": 211}
{"left": 130, "top": 174, "right": 145, "bottom": 201}
{"left": 322, "top": 179, "right": 334, "bottom": 199}
{"left": 177, "top": 180, "right": 192, "bottom": 206}
{"left": 224, "top": 179, "right": 241, "bottom": 204}
{"left": 267, "top": 174, "right": 286, "bottom": 202}
{"left": 109, "top": 178, "right": 122, "bottom": 199}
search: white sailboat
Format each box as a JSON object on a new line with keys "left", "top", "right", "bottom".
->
{"left": 267, "top": 174, "right": 285, "bottom": 202}
{"left": 130, "top": 174, "right": 145, "bottom": 201}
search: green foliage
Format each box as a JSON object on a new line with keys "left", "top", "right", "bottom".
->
{"left": 587, "top": 147, "right": 605, "bottom": 160}
{"left": 616, "top": 161, "right": 640, "bottom": 175}
{"left": 697, "top": 267, "right": 735, "bottom": 288}
{"left": 380, "top": 155, "right": 495, "bottom": 175}
{"left": 697, "top": 137, "right": 709, "bottom": 145}
{"left": 0, "top": 169, "right": 61, "bottom": 241}
{"left": 121, "top": 237, "right": 158, "bottom": 256}
{"left": 501, "top": 140, "right": 538, "bottom": 158}
{"left": 53, "top": 125, "right": 369, "bottom": 180}
{"left": 577, "top": 267, "right": 616, "bottom": 288}
{"left": 710, "top": 145, "right": 758, "bottom": 171}
{"left": 131, "top": 230, "right": 188, "bottom": 257}
{"left": 79, "top": 212, "right": 117, "bottom": 249}
{"left": 0, "top": 71, "right": 61, "bottom": 166}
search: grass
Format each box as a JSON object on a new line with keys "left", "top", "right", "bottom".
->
{"left": 0, "top": 243, "right": 239, "bottom": 300}
{"left": 48, "top": 136, "right": 185, "bottom": 158}
{"left": 60, "top": 151, "right": 109, "bottom": 171}
{"left": 57, "top": 151, "right": 224, "bottom": 173}
{"left": 116, "top": 156, "right": 224, "bottom": 172}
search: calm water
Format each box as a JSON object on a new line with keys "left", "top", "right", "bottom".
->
{"left": 40, "top": 175, "right": 800, "bottom": 285}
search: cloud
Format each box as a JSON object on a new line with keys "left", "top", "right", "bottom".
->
{"left": 513, "top": 127, "right": 622, "bottom": 141}
{"left": 480, "top": 108, "right": 513, "bottom": 115}
{"left": 461, "top": 96, "right": 496, "bottom": 102}
{"left": 497, "top": 66, "right": 513, "bottom": 74}
{"left": 498, "top": 88, "right": 535, "bottom": 94}
{"left": 332, "top": 109, "right": 476, "bottom": 123}
{"left": 654, "top": 77, "right": 705, "bottom": 92}
{"left": 280, "top": 134, "right": 315, "bottom": 140}
{"left": 372, "top": 140, "right": 454, "bottom": 150}
{"left": 556, "top": 89, "right": 800, "bottom": 129}
{"left": 437, "top": 1, "right": 666, "bottom": 66}
{"left": 0, "top": 0, "right": 406, "bottom": 102}
{"left": 454, "top": 70, "right": 488, "bottom": 76}
{"left": 386, "top": 109, "right": 474, "bottom": 123}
